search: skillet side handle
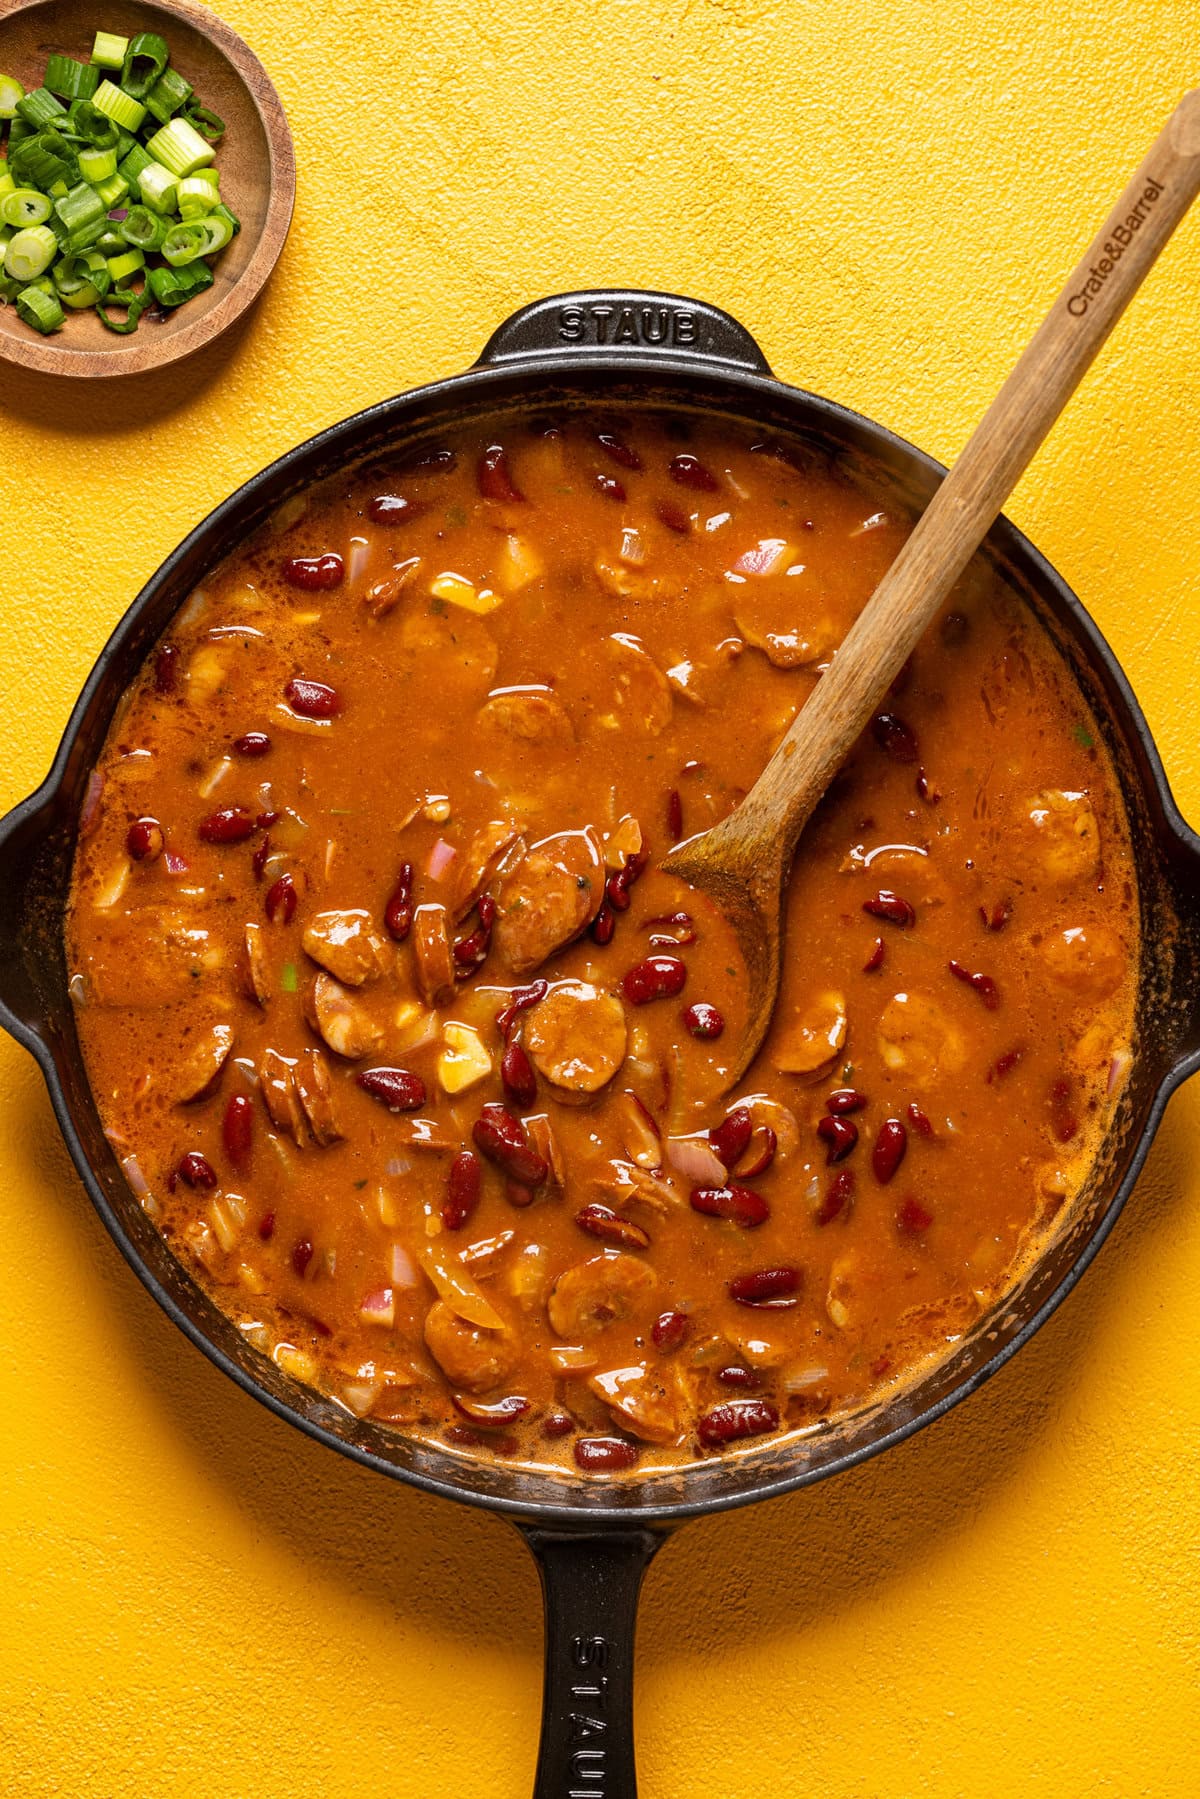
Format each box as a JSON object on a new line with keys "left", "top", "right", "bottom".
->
{"left": 476, "top": 289, "right": 772, "bottom": 374}
{"left": 0, "top": 795, "right": 56, "bottom": 1055}
{"left": 518, "top": 1523, "right": 669, "bottom": 1799}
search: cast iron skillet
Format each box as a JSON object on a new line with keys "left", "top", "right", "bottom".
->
{"left": 2, "top": 289, "right": 1199, "bottom": 1796}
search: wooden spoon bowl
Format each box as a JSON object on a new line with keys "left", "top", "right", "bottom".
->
{"left": 0, "top": 0, "right": 294, "bottom": 378}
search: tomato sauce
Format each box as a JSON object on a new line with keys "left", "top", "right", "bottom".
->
{"left": 66, "top": 411, "right": 1138, "bottom": 1475}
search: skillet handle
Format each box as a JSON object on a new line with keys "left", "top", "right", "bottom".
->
{"left": 0, "top": 792, "right": 57, "bottom": 1056}
{"left": 476, "top": 288, "right": 772, "bottom": 374}
{"left": 518, "top": 1523, "right": 669, "bottom": 1799}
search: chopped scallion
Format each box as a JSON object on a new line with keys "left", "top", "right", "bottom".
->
{"left": 16, "top": 283, "right": 64, "bottom": 332}
{"left": 90, "top": 31, "right": 128, "bottom": 70}
{"left": 4, "top": 224, "right": 58, "bottom": 282}
{"left": 77, "top": 144, "right": 118, "bottom": 182}
{"left": 176, "top": 174, "right": 218, "bottom": 219}
{"left": 54, "top": 181, "right": 104, "bottom": 238}
{"left": 0, "top": 73, "right": 25, "bottom": 120}
{"left": 119, "top": 205, "right": 168, "bottom": 252}
{"left": 144, "top": 66, "right": 192, "bottom": 124}
{"left": 138, "top": 161, "right": 178, "bottom": 214}
{"left": 105, "top": 245, "right": 144, "bottom": 285}
{"left": 44, "top": 55, "right": 100, "bottom": 103}
{"left": 147, "top": 259, "right": 213, "bottom": 306}
{"left": 92, "top": 79, "right": 145, "bottom": 131}
{"left": 1, "top": 189, "right": 53, "bottom": 229}
{"left": 120, "top": 32, "right": 169, "bottom": 101}
{"left": 92, "top": 170, "right": 129, "bottom": 208}
{"left": 145, "top": 116, "right": 214, "bottom": 178}
{"left": 95, "top": 287, "right": 147, "bottom": 332}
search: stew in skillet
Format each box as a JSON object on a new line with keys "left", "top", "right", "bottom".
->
{"left": 67, "top": 411, "right": 1138, "bottom": 1474}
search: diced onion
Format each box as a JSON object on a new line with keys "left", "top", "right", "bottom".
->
{"left": 619, "top": 526, "right": 646, "bottom": 566}
{"left": 69, "top": 973, "right": 87, "bottom": 1007}
{"left": 384, "top": 1155, "right": 413, "bottom": 1178}
{"left": 665, "top": 1134, "right": 727, "bottom": 1188}
{"left": 1108, "top": 1050, "right": 1131, "bottom": 1095}
{"left": 418, "top": 1238, "right": 504, "bottom": 1330}
{"left": 390, "top": 1242, "right": 419, "bottom": 1288}
{"left": 783, "top": 1365, "right": 829, "bottom": 1392}
{"left": 427, "top": 838, "right": 457, "bottom": 881}
{"left": 79, "top": 768, "right": 105, "bottom": 837}
{"left": 120, "top": 1152, "right": 150, "bottom": 1198}
{"left": 347, "top": 536, "right": 371, "bottom": 584}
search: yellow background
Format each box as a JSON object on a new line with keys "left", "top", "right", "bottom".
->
{"left": 2, "top": 1, "right": 1198, "bottom": 1792}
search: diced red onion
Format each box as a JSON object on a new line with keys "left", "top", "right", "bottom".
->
{"left": 384, "top": 1154, "right": 413, "bottom": 1177}
{"left": 1107, "top": 1050, "right": 1131, "bottom": 1095}
{"left": 665, "top": 1134, "right": 728, "bottom": 1187}
{"left": 427, "top": 838, "right": 457, "bottom": 880}
{"left": 783, "top": 1364, "right": 829, "bottom": 1393}
{"left": 347, "top": 536, "right": 371, "bottom": 584}
{"left": 390, "top": 1242, "right": 419, "bottom": 1287}
{"left": 120, "top": 1153, "right": 150, "bottom": 1199}
{"left": 359, "top": 1286, "right": 395, "bottom": 1325}
{"left": 79, "top": 768, "right": 104, "bottom": 837}
{"left": 68, "top": 972, "right": 87, "bottom": 1007}
{"left": 619, "top": 526, "right": 646, "bottom": 566}
{"left": 733, "top": 537, "right": 790, "bottom": 577}
{"left": 107, "top": 208, "right": 128, "bottom": 221}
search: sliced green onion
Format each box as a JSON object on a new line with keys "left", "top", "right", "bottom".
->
{"left": 119, "top": 205, "right": 168, "bottom": 252}
{"left": 181, "top": 99, "right": 225, "bottom": 144}
{"left": 49, "top": 177, "right": 70, "bottom": 200}
{"left": 92, "top": 79, "right": 145, "bottom": 131}
{"left": 54, "top": 181, "right": 104, "bottom": 237}
{"left": 145, "top": 116, "right": 214, "bottom": 178}
{"left": 160, "top": 219, "right": 209, "bottom": 266}
{"left": 16, "top": 283, "right": 64, "bottom": 332}
{"left": 16, "top": 86, "right": 67, "bottom": 128}
{"left": 279, "top": 962, "right": 299, "bottom": 994}
{"left": 95, "top": 227, "right": 126, "bottom": 257}
{"left": 69, "top": 99, "right": 120, "bottom": 149}
{"left": 138, "top": 161, "right": 178, "bottom": 213}
{"left": 211, "top": 200, "right": 241, "bottom": 239}
{"left": 7, "top": 117, "right": 34, "bottom": 145}
{"left": 1, "top": 188, "right": 52, "bottom": 228}
{"left": 194, "top": 212, "right": 232, "bottom": 255}
{"left": 9, "top": 129, "right": 75, "bottom": 189}
{"left": 147, "top": 258, "right": 213, "bottom": 307}
{"left": 91, "top": 31, "right": 129, "bottom": 70}
{"left": 117, "top": 141, "right": 153, "bottom": 186}
{"left": 144, "top": 65, "right": 192, "bottom": 124}
{"left": 67, "top": 218, "right": 106, "bottom": 253}
{"left": 95, "top": 286, "right": 147, "bottom": 333}
{"left": 4, "top": 224, "right": 58, "bottom": 282}
{"left": 93, "top": 171, "right": 129, "bottom": 208}
{"left": 77, "top": 144, "right": 117, "bottom": 182}
{"left": 44, "top": 55, "right": 100, "bottom": 103}
{"left": 176, "top": 174, "right": 218, "bottom": 220}
{"left": 0, "top": 172, "right": 15, "bottom": 202}
{"left": 53, "top": 247, "right": 110, "bottom": 305}
{"left": 120, "top": 32, "right": 169, "bottom": 100}
{"left": 0, "top": 73, "right": 25, "bottom": 120}
{"left": 106, "top": 246, "right": 144, "bottom": 285}
{"left": 190, "top": 166, "right": 220, "bottom": 191}
{"left": 0, "top": 274, "right": 23, "bottom": 301}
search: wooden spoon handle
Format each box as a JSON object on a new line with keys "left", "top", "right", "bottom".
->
{"left": 740, "top": 90, "right": 1200, "bottom": 857}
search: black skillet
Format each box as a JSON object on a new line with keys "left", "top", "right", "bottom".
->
{"left": 2, "top": 291, "right": 1198, "bottom": 1796}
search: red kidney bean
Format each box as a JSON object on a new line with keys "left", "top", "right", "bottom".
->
{"left": 682, "top": 1001, "right": 724, "bottom": 1040}
{"left": 257, "top": 1210, "right": 275, "bottom": 1241}
{"left": 622, "top": 954, "right": 686, "bottom": 1005}
{"left": 291, "top": 1237, "right": 314, "bottom": 1277}
{"left": 368, "top": 493, "right": 427, "bottom": 525}
{"left": 690, "top": 1185, "right": 768, "bottom": 1228}
{"left": 126, "top": 816, "right": 163, "bottom": 862}
{"left": 987, "top": 1047, "right": 1024, "bottom": 1083}
{"left": 980, "top": 897, "right": 1013, "bottom": 932}
{"left": 256, "top": 809, "right": 280, "bottom": 831}
{"left": 198, "top": 806, "right": 257, "bottom": 844}
{"left": 495, "top": 979, "right": 549, "bottom": 1042}
{"left": 594, "top": 472, "right": 626, "bottom": 502}
{"left": 154, "top": 641, "right": 179, "bottom": 694}
{"left": 596, "top": 431, "right": 642, "bottom": 470}
{"left": 896, "top": 1196, "right": 933, "bottom": 1235}
{"left": 948, "top": 959, "right": 1000, "bottom": 1009}
{"left": 452, "top": 1393, "right": 531, "bottom": 1427}
{"left": 1048, "top": 1077, "right": 1079, "bottom": 1143}
{"left": 176, "top": 1151, "right": 217, "bottom": 1190}
{"left": 826, "top": 1087, "right": 868, "bottom": 1115}
{"left": 606, "top": 847, "right": 649, "bottom": 912}
{"left": 939, "top": 610, "right": 969, "bottom": 646}
{"left": 669, "top": 452, "right": 719, "bottom": 492}
{"left": 729, "top": 1267, "right": 801, "bottom": 1308}
{"left": 872, "top": 1117, "right": 908, "bottom": 1184}
{"left": 907, "top": 1102, "right": 934, "bottom": 1137}
{"left": 863, "top": 936, "right": 886, "bottom": 972}
{"left": 652, "top": 1309, "right": 689, "bottom": 1351}
{"left": 645, "top": 911, "right": 696, "bottom": 948}
{"left": 357, "top": 1066, "right": 427, "bottom": 1111}
{"left": 233, "top": 731, "right": 271, "bottom": 757}
{"left": 697, "top": 1399, "right": 780, "bottom": 1448}
{"left": 453, "top": 894, "right": 497, "bottom": 975}
{"left": 384, "top": 862, "right": 414, "bottom": 941}
{"left": 590, "top": 901, "right": 616, "bottom": 945}
{"left": 478, "top": 444, "right": 523, "bottom": 502}
{"left": 655, "top": 498, "right": 691, "bottom": 534}
{"left": 916, "top": 767, "right": 940, "bottom": 804}
{"left": 252, "top": 834, "right": 271, "bottom": 880}
{"left": 574, "top": 1437, "right": 639, "bottom": 1472}
{"left": 472, "top": 1103, "right": 547, "bottom": 1187}
{"left": 716, "top": 1364, "right": 760, "bottom": 1389}
{"left": 870, "top": 1353, "right": 892, "bottom": 1379}
{"left": 575, "top": 1204, "right": 651, "bottom": 1250}
{"left": 265, "top": 872, "right": 298, "bottom": 924}
{"left": 442, "top": 1149, "right": 482, "bottom": 1230}
{"left": 667, "top": 788, "right": 683, "bottom": 842}
{"left": 735, "top": 1125, "right": 777, "bottom": 1179}
{"left": 871, "top": 712, "right": 919, "bottom": 762}
{"left": 817, "top": 1114, "right": 858, "bottom": 1164}
{"left": 501, "top": 1040, "right": 537, "bottom": 1109}
{"left": 282, "top": 553, "right": 344, "bottom": 590}
{"left": 541, "top": 1410, "right": 575, "bottom": 1439}
{"left": 222, "top": 1094, "right": 253, "bottom": 1167}
{"left": 863, "top": 891, "right": 916, "bottom": 927}
{"left": 284, "top": 677, "right": 341, "bottom": 719}
{"left": 504, "top": 1178, "right": 534, "bottom": 1210}
{"left": 709, "top": 1106, "right": 753, "bottom": 1168}
{"left": 815, "top": 1168, "right": 855, "bottom": 1226}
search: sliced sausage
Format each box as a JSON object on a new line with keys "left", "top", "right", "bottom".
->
{"left": 452, "top": 819, "right": 525, "bottom": 921}
{"left": 477, "top": 687, "right": 575, "bottom": 748}
{"left": 306, "top": 972, "right": 384, "bottom": 1059}
{"left": 525, "top": 981, "right": 628, "bottom": 1093}
{"left": 589, "top": 1363, "right": 681, "bottom": 1443}
{"left": 175, "top": 1022, "right": 235, "bottom": 1103}
{"left": 493, "top": 829, "right": 605, "bottom": 975}
{"left": 302, "top": 909, "right": 388, "bottom": 986}
{"left": 413, "top": 903, "right": 457, "bottom": 1005}
{"left": 547, "top": 1252, "right": 658, "bottom": 1338}
{"left": 293, "top": 1047, "right": 343, "bottom": 1146}
{"left": 423, "top": 1300, "right": 518, "bottom": 1393}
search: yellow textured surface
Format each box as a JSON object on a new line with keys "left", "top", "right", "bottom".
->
{"left": 2, "top": 2, "right": 1198, "bottom": 1793}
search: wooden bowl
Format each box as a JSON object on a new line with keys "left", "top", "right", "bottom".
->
{"left": 0, "top": 0, "right": 294, "bottom": 377}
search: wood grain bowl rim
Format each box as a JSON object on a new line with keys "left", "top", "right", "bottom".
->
{"left": 0, "top": 0, "right": 295, "bottom": 378}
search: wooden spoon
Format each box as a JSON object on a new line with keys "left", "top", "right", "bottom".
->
{"left": 665, "top": 90, "right": 1200, "bottom": 1082}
